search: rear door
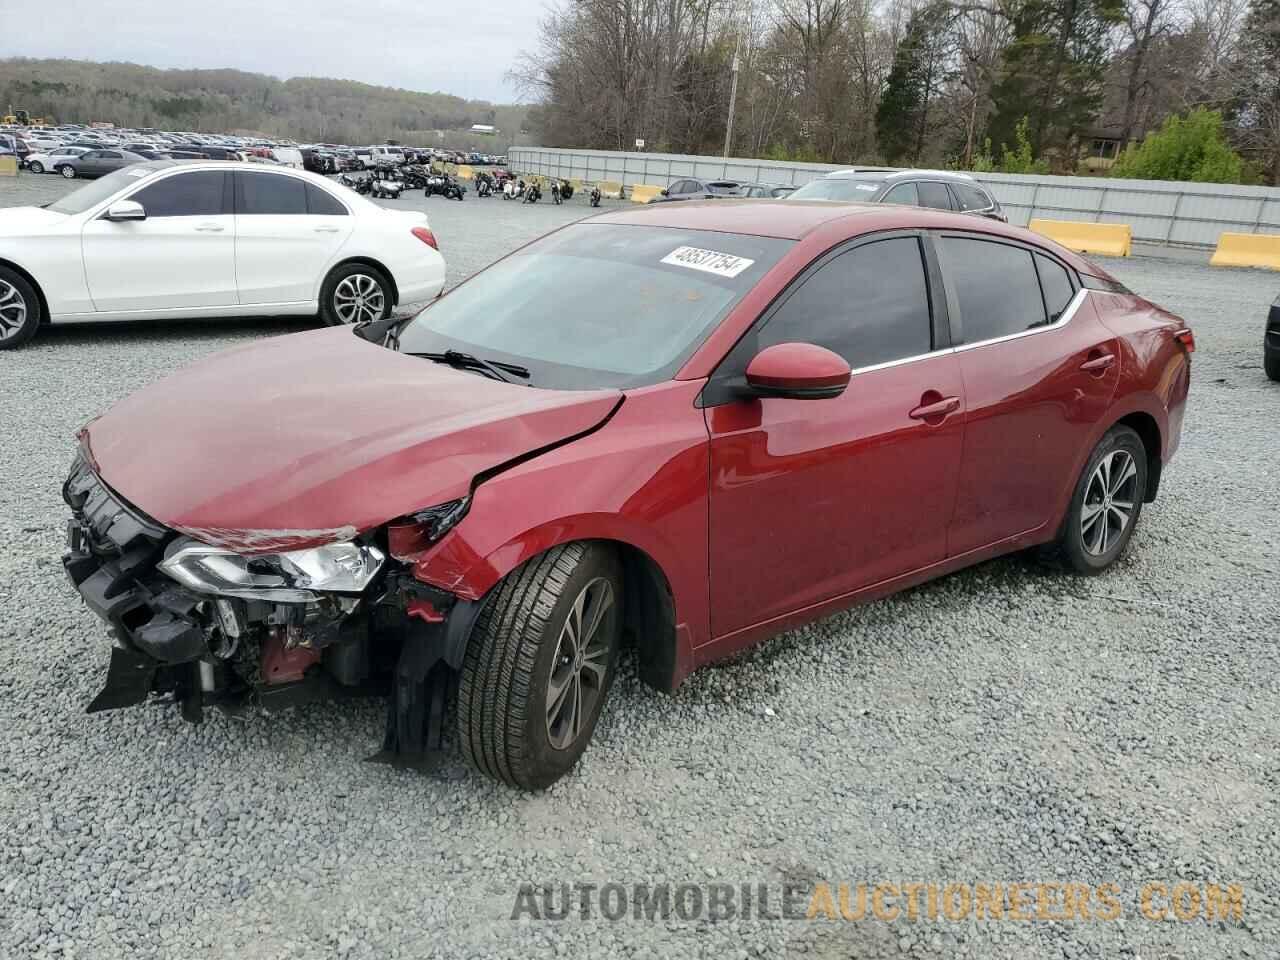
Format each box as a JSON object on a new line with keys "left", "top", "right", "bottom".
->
{"left": 233, "top": 171, "right": 353, "bottom": 305}
{"left": 937, "top": 234, "right": 1121, "bottom": 554}
{"left": 81, "top": 169, "right": 237, "bottom": 311}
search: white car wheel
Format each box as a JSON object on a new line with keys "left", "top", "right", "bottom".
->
{"left": 27, "top": 161, "right": 43, "bottom": 174}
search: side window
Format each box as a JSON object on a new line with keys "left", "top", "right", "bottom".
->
{"left": 938, "top": 237, "right": 1047, "bottom": 343}
{"left": 760, "top": 237, "right": 933, "bottom": 368}
{"left": 236, "top": 172, "right": 308, "bottom": 215}
{"left": 916, "top": 181, "right": 953, "bottom": 210}
{"left": 101, "top": 151, "right": 121, "bottom": 160}
{"left": 1035, "top": 253, "right": 1076, "bottom": 321}
{"left": 306, "top": 183, "right": 348, "bottom": 216}
{"left": 882, "top": 182, "right": 919, "bottom": 206}
{"left": 130, "top": 172, "right": 226, "bottom": 217}
{"left": 952, "top": 182, "right": 993, "bottom": 212}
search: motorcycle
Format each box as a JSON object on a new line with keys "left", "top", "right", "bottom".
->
{"left": 399, "top": 165, "right": 431, "bottom": 190}
{"left": 589, "top": 184, "right": 602, "bottom": 207}
{"left": 338, "top": 173, "right": 372, "bottom": 195}
{"left": 503, "top": 178, "right": 526, "bottom": 200}
{"left": 558, "top": 179, "right": 574, "bottom": 200}
{"left": 550, "top": 180, "right": 562, "bottom": 205}
{"left": 425, "top": 173, "right": 465, "bottom": 201}
{"left": 475, "top": 172, "right": 495, "bottom": 197}
{"left": 523, "top": 181, "right": 543, "bottom": 204}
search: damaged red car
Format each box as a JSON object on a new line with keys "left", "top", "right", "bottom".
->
{"left": 63, "top": 201, "right": 1192, "bottom": 789}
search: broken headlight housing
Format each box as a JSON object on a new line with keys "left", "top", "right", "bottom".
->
{"left": 159, "top": 540, "right": 386, "bottom": 603}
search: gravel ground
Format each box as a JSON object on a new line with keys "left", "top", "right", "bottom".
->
{"left": 1, "top": 170, "right": 1277, "bottom": 960}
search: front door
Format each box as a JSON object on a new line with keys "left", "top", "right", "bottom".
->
{"left": 81, "top": 169, "right": 237, "bottom": 312}
{"left": 705, "top": 234, "right": 965, "bottom": 639}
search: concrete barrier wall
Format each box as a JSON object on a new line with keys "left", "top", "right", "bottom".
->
{"left": 509, "top": 146, "right": 1280, "bottom": 250}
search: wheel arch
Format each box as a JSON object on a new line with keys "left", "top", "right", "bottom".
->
{"left": 423, "top": 526, "right": 693, "bottom": 695}
{"left": 1114, "top": 410, "right": 1163, "bottom": 502}
{"left": 324, "top": 256, "right": 399, "bottom": 306}
{"left": 0, "top": 257, "right": 50, "bottom": 326}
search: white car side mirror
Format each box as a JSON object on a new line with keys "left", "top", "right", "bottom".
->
{"left": 104, "top": 200, "right": 146, "bottom": 222}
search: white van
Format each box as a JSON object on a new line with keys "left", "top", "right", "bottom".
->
{"left": 370, "top": 145, "right": 405, "bottom": 166}
{"left": 271, "top": 147, "right": 304, "bottom": 169}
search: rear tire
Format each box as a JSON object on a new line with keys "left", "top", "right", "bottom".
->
{"left": 59, "top": 165, "right": 76, "bottom": 179}
{"left": 1265, "top": 344, "right": 1280, "bottom": 382}
{"left": 0, "top": 267, "right": 41, "bottom": 350}
{"left": 458, "top": 542, "right": 623, "bottom": 790}
{"left": 1058, "top": 425, "right": 1148, "bottom": 574}
{"left": 318, "top": 263, "right": 392, "bottom": 326}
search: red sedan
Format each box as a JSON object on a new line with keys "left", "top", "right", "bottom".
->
{"left": 63, "top": 201, "right": 1192, "bottom": 788}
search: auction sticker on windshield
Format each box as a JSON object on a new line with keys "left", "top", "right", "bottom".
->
{"left": 661, "top": 246, "right": 755, "bottom": 279}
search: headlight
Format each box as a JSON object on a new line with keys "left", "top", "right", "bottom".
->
{"left": 159, "top": 540, "right": 386, "bottom": 603}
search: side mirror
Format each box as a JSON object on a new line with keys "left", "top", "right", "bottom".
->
{"left": 660, "top": 188, "right": 669, "bottom": 196}
{"left": 104, "top": 200, "right": 146, "bottom": 222}
{"left": 744, "top": 342, "right": 851, "bottom": 400}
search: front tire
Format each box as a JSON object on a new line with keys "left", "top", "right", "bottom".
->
{"left": 27, "top": 160, "right": 43, "bottom": 174}
{"left": 59, "top": 165, "right": 76, "bottom": 179}
{"left": 458, "top": 542, "right": 623, "bottom": 790}
{"left": 0, "top": 267, "right": 42, "bottom": 350}
{"left": 1059, "top": 425, "right": 1148, "bottom": 574}
{"left": 318, "top": 263, "right": 392, "bottom": 326}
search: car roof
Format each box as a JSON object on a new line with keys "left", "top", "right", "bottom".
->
{"left": 588, "top": 199, "right": 1102, "bottom": 272}
{"left": 819, "top": 167, "right": 979, "bottom": 184}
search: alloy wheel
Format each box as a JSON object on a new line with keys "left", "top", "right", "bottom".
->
{"left": 0, "top": 279, "right": 28, "bottom": 343}
{"left": 545, "top": 577, "right": 614, "bottom": 751}
{"left": 1080, "top": 450, "right": 1138, "bottom": 556}
{"left": 28, "top": 161, "right": 42, "bottom": 174}
{"left": 332, "top": 274, "right": 385, "bottom": 324}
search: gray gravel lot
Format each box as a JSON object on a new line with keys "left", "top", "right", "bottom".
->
{"left": 1, "top": 170, "right": 1277, "bottom": 960}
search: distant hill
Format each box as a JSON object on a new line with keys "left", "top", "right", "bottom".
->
{"left": 0, "top": 58, "right": 529, "bottom": 148}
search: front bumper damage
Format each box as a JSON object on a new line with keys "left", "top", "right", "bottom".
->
{"left": 62, "top": 454, "right": 478, "bottom": 764}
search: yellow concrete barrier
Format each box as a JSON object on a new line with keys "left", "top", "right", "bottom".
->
{"left": 1210, "top": 232, "right": 1280, "bottom": 270}
{"left": 630, "top": 184, "right": 665, "bottom": 204}
{"left": 455, "top": 164, "right": 474, "bottom": 180}
{"left": 0, "top": 156, "right": 16, "bottom": 177}
{"left": 568, "top": 178, "right": 583, "bottom": 192}
{"left": 597, "top": 180, "right": 624, "bottom": 200}
{"left": 1029, "top": 219, "right": 1132, "bottom": 257}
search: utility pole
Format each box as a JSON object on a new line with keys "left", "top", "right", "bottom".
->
{"left": 723, "top": 36, "right": 741, "bottom": 160}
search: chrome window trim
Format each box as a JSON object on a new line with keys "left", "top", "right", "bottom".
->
{"left": 952, "top": 287, "right": 1088, "bottom": 353}
{"left": 848, "top": 288, "right": 1089, "bottom": 375}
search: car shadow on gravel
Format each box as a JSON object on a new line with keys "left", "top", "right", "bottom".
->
{"left": 31, "top": 315, "right": 318, "bottom": 347}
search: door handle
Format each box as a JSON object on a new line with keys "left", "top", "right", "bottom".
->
{"left": 1080, "top": 352, "right": 1115, "bottom": 373}
{"left": 908, "top": 396, "right": 961, "bottom": 420}
{"left": 314, "top": 225, "right": 341, "bottom": 233}
{"left": 194, "top": 223, "right": 225, "bottom": 232}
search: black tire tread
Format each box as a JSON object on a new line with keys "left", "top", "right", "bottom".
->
{"left": 459, "top": 542, "right": 588, "bottom": 788}
{"left": 318, "top": 262, "right": 392, "bottom": 327}
{"left": 0, "top": 267, "right": 42, "bottom": 350}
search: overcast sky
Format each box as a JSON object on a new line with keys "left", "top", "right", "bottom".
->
{"left": 2, "top": 0, "right": 543, "bottom": 103}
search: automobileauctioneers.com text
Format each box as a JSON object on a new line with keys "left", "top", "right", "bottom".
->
{"left": 512, "top": 881, "right": 1244, "bottom": 924}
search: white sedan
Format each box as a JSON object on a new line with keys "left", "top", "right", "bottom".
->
{"left": 0, "top": 160, "right": 446, "bottom": 349}
{"left": 23, "top": 146, "right": 90, "bottom": 174}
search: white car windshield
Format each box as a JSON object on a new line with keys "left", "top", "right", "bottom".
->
{"left": 46, "top": 163, "right": 167, "bottom": 215}
{"left": 789, "top": 177, "right": 885, "bottom": 201}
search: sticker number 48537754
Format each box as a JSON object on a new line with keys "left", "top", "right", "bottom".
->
{"left": 660, "top": 246, "right": 756, "bottom": 278}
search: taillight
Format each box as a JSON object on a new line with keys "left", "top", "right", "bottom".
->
{"left": 412, "top": 226, "right": 438, "bottom": 250}
{"left": 1174, "top": 329, "right": 1195, "bottom": 353}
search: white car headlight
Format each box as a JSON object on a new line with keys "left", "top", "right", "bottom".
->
{"left": 159, "top": 541, "right": 385, "bottom": 603}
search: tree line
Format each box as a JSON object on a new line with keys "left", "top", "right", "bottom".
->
{"left": 0, "top": 58, "right": 530, "bottom": 149}
{"left": 512, "top": 0, "right": 1280, "bottom": 184}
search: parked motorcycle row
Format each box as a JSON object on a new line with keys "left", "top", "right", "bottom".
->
{"left": 335, "top": 160, "right": 589, "bottom": 208}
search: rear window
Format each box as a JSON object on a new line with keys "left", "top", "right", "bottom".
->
{"left": 789, "top": 177, "right": 884, "bottom": 201}
{"left": 952, "top": 182, "right": 995, "bottom": 211}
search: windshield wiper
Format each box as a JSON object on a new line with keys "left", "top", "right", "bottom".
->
{"left": 409, "top": 350, "right": 531, "bottom": 383}
{"left": 353, "top": 314, "right": 411, "bottom": 348}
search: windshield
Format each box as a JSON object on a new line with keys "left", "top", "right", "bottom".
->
{"left": 46, "top": 164, "right": 158, "bottom": 215}
{"left": 396, "top": 223, "right": 793, "bottom": 389}
{"left": 789, "top": 177, "right": 885, "bottom": 201}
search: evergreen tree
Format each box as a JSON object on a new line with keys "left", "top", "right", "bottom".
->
{"left": 876, "top": 2, "right": 954, "bottom": 164}
{"left": 1230, "top": 0, "right": 1280, "bottom": 183}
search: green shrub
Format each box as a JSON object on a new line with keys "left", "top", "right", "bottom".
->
{"left": 1110, "top": 109, "right": 1244, "bottom": 183}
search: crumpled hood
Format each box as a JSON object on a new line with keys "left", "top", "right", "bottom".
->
{"left": 82, "top": 328, "right": 622, "bottom": 552}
